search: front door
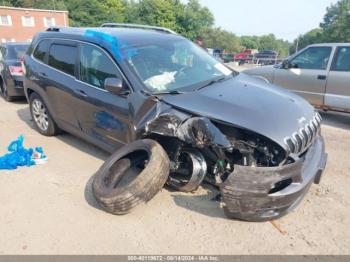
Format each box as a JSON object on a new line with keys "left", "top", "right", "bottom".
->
{"left": 74, "top": 43, "right": 131, "bottom": 152}
{"left": 273, "top": 46, "right": 333, "bottom": 106}
{"left": 325, "top": 46, "right": 350, "bottom": 112}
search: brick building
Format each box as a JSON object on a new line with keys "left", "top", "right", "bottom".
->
{"left": 0, "top": 6, "right": 68, "bottom": 43}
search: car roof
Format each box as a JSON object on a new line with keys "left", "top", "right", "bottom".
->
{"left": 36, "top": 27, "right": 184, "bottom": 47}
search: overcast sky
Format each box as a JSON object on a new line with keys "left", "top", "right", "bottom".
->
{"left": 182, "top": 0, "right": 338, "bottom": 41}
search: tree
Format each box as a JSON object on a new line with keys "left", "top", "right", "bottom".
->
{"left": 125, "top": 0, "right": 177, "bottom": 30}
{"left": 201, "top": 27, "right": 241, "bottom": 53}
{"left": 180, "top": 0, "right": 214, "bottom": 39}
{"left": 65, "top": 0, "right": 125, "bottom": 26}
{"left": 124, "top": 0, "right": 214, "bottom": 40}
{"left": 240, "top": 36, "right": 259, "bottom": 50}
{"left": 320, "top": 0, "right": 350, "bottom": 42}
{"left": 4, "top": 0, "right": 67, "bottom": 10}
{"left": 290, "top": 28, "right": 324, "bottom": 54}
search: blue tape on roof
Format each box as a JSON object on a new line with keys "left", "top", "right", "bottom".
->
{"left": 84, "top": 29, "right": 138, "bottom": 60}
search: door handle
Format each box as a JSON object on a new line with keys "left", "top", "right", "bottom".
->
{"left": 38, "top": 72, "right": 47, "bottom": 78}
{"left": 74, "top": 89, "right": 88, "bottom": 97}
{"left": 317, "top": 75, "right": 327, "bottom": 80}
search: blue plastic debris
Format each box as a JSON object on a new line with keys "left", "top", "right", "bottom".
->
{"left": 0, "top": 135, "right": 46, "bottom": 170}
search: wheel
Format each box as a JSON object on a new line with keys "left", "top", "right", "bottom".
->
{"left": 92, "top": 139, "right": 170, "bottom": 215}
{"left": 29, "top": 92, "right": 58, "bottom": 136}
{"left": 0, "top": 81, "right": 14, "bottom": 102}
{"left": 167, "top": 149, "right": 207, "bottom": 192}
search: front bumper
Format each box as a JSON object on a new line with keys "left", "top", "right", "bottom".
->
{"left": 221, "top": 136, "right": 327, "bottom": 221}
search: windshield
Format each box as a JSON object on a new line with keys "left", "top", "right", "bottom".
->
{"left": 122, "top": 38, "right": 233, "bottom": 93}
{"left": 7, "top": 45, "right": 29, "bottom": 60}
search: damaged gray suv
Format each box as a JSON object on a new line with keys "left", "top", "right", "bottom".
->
{"left": 23, "top": 24, "right": 327, "bottom": 221}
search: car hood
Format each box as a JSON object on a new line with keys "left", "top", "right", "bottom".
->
{"left": 160, "top": 73, "right": 316, "bottom": 150}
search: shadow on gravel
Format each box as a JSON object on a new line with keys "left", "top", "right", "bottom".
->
{"left": 171, "top": 184, "right": 227, "bottom": 219}
{"left": 320, "top": 111, "right": 350, "bottom": 131}
{"left": 16, "top": 107, "right": 109, "bottom": 161}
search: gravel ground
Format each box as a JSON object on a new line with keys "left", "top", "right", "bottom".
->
{"left": 0, "top": 97, "right": 349, "bottom": 255}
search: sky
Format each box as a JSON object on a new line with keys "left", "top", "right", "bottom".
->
{"left": 183, "top": 0, "right": 339, "bottom": 41}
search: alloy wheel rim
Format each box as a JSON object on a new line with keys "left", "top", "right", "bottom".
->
{"left": 32, "top": 99, "right": 49, "bottom": 131}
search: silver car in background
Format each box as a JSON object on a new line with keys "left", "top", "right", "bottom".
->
{"left": 244, "top": 43, "right": 350, "bottom": 113}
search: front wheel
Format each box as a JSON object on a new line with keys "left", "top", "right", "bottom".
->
{"left": 29, "top": 92, "right": 58, "bottom": 136}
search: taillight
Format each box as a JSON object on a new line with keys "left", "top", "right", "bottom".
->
{"left": 20, "top": 58, "right": 26, "bottom": 75}
{"left": 9, "top": 66, "right": 23, "bottom": 76}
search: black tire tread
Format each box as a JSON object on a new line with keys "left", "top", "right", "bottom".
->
{"left": 92, "top": 139, "right": 170, "bottom": 215}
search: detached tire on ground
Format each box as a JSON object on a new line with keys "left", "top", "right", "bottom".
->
{"left": 92, "top": 139, "right": 170, "bottom": 215}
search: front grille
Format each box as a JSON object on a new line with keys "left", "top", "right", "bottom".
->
{"left": 284, "top": 112, "right": 322, "bottom": 155}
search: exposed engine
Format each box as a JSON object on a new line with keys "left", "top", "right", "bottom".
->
{"left": 158, "top": 119, "right": 287, "bottom": 190}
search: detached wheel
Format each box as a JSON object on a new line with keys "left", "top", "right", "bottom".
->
{"left": 92, "top": 139, "right": 170, "bottom": 215}
{"left": 29, "top": 92, "right": 58, "bottom": 136}
{"left": 167, "top": 149, "right": 207, "bottom": 192}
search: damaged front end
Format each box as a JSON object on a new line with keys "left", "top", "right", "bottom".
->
{"left": 140, "top": 102, "right": 327, "bottom": 221}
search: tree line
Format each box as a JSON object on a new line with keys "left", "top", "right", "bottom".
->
{"left": 291, "top": 0, "right": 350, "bottom": 53}
{"left": 2, "top": 0, "right": 350, "bottom": 56}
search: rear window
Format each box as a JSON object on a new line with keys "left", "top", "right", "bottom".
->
{"left": 331, "top": 47, "right": 350, "bottom": 72}
{"left": 48, "top": 44, "right": 77, "bottom": 76}
{"left": 33, "top": 40, "right": 50, "bottom": 62}
{"left": 6, "top": 45, "right": 29, "bottom": 60}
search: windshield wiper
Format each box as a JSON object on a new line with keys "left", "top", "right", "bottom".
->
{"left": 152, "top": 90, "right": 184, "bottom": 95}
{"left": 196, "top": 76, "right": 228, "bottom": 91}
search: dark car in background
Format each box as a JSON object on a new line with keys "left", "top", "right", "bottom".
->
{"left": 255, "top": 49, "right": 278, "bottom": 65}
{"left": 0, "top": 43, "right": 29, "bottom": 101}
{"left": 23, "top": 25, "right": 326, "bottom": 221}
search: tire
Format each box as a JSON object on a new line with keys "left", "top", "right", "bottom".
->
{"left": 0, "top": 81, "right": 14, "bottom": 102}
{"left": 29, "top": 92, "right": 58, "bottom": 136}
{"left": 92, "top": 139, "right": 170, "bottom": 215}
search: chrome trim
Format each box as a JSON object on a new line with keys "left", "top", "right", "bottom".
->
{"left": 284, "top": 113, "right": 322, "bottom": 155}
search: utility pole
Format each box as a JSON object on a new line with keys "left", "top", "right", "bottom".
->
{"left": 295, "top": 36, "right": 300, "bottom": 53}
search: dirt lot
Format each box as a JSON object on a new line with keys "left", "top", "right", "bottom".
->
{"left": 0, "top": 97, "right": 350, "bottom": 255}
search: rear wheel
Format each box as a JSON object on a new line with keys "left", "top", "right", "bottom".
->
{"left": 92, "top": 139, "right": 170, "bottom": 215}
{"left": 29, "top": 92, "right": 58, "bottom": 136}
{"left": 0, "top": 80, "right": 14, "bottom": 102}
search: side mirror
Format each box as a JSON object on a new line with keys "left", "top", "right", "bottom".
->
{"left": 104, "top": 78, "right": 124, "bottom": 95}
{"left": 282, "top": 60, "right": 290, "bottom": 69}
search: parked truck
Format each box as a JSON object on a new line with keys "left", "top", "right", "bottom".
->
{"left": 244, "top": 43, "right": 350, "bottom": 113}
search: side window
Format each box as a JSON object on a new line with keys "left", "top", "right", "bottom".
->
{"left": 290, "top": 47, "right": 332, "bottom": 70}
{"left": 79, "top": 44, "right": 119, "bottom": 89}
{"left": 33, "top": 40, "right": 50, "bottom": 62}
{"left": 48, "top": 44, "right": 77, "bottom": 76}
{"left": 331, "top": 47, "right": 350, "bottom": 72}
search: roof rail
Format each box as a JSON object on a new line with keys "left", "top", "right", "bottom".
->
{"left": 46, "top": 27, "right": 61, "bottom": 32}
{"left": 100, "top": 23, "right": 177, "bottom": 35}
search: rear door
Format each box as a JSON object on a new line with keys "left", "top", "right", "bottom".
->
{"left": 45, "top": 40, "right": 79, "bottom": 130}
{"left": 74, "top": 42, "right": 131, "bottom": 151}
{"left": 273, "top": 46, "right": 333, "bottom": 106}
{"left": 325, "top": 46, "right": 350, "bottom": 112}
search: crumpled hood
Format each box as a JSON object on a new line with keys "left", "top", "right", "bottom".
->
{"left": 161, "top": 73, "right": 316, "bottom": 150}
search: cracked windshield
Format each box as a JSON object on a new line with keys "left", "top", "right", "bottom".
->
{"left": 124, "top": 39, "right": 233, "bottom": 93}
